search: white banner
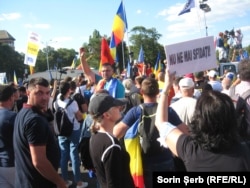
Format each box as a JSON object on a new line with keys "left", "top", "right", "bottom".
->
{"left": 24, "top": 32, "right": 40, "bottom": 67}
{"left": 0, "top": 72, "right": 7, "bottom": 84}
{"left": 164, "top": 36, "right": 217, "bottom": 76}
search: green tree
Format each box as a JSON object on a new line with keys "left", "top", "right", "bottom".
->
{"left": 129, "top": 26, "right": 165, "bottom": 67}
{"left": 0, "top": 44, "right": 25, "bottom": 82}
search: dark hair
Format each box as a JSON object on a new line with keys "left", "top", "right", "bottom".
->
{"left": 238, "top": 59, "right": 250, "bottom": 81}
{"left": 28, "top": 77, "right": 49, "bottom": 90}
{"left": 0, "top": 85, "right": 16, "bottom": 102}
{"left": 69, "top": 81, "right": 77, "bottom": 91}
{"left": 141, "top": 77, "right": 159, "bottom": 97}
{"left": 63, "top": 76, "right": 72, "bottom": 82}
{"left": 189, "top": 90, "right": 239, "bottom": 152}
{"left": 59, "top": 81, "right": 70, "bottom": 100}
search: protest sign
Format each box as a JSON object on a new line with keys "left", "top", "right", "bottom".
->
{"left": 24, "top": 32, "right": 40, "bottom": 67}
{"left": 164, "top": 36, "right": 217, "bottom": 76}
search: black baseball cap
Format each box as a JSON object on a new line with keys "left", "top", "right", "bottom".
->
{"left": 88, "top": 93, "right": 127, "bottom": 116}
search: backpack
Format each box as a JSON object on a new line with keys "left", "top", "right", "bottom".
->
{"left": 54, "top": 99, "right": 74, "bottom": 137}
{"left": 236, "top": 89, "right": 250, "bottom": 141}
{"left": 124, "top": 92, "right": 141, "bottom": 114}
{"left": 138, "top": 103, "right": 166, "bottom": 157}
{"left": 78, "top": 114, "right": 94, "bottom": 170}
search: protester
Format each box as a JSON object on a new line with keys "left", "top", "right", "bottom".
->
{"left": 54, "top": 81, "right": 88, "bottom": 188}
{"left": 16, "top": 86, "right": 28, "bottom": 112}
{"left": 155, "top": 69, "right": 250, "bottom": 171}
{"left": 114, "top": 77, "right": 189, "bottom": 187}
{"left": 79, "top": 47, "right": 125, "bottom": 98}
{"left": 0, "top": 85, "right": 17, "bottom": 188}
{"left": 207, "top": 70, "right": 223, "bottom": 91}
{"left": 170, "top": 77, "right": 197, "bottom": 126}
{"left": 88, "top": 93, "right": 135, "bottom": 188}
{"left": 235, "top": 59, "right": 250, "bottom": 139}
{"left": 13, "top": 77, "right": 66, "bottom": 187}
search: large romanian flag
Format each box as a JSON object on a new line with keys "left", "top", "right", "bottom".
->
{"left": 110, "top": 1, "right": 128, "bottom": 60}
{"left": 124, "top": 118, "right": 144, "bottom": 188}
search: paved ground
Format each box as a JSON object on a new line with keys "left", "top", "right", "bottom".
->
{"left": 58, "top": 165, "right": 98, "bottom": 188}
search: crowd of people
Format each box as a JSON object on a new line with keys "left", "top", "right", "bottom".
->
{"left": 1, "top": 45, "right": 250, "bottom": 188}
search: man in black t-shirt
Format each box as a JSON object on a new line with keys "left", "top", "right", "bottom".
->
{"left": 13, "top": 77, "right": 66, "bottom": 188}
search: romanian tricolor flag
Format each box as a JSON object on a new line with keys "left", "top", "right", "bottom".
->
{"left": 124, "top": 118, "right": 144, "bottom": 188}
{"left": 111, "top": 1, "right": 128, "bottom": 46}
{"left": 154, "top": 52, "right": 161, "bottom": 77}
{"left": 13, "top": 70, "right": 18, "bottom": 85}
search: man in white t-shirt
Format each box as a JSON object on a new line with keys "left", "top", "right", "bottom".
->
{"left": 207, "top": 70, "right": 223, "bottom": 92}
{"left": 170, "top": 77, "right": 197, "bottom": 127}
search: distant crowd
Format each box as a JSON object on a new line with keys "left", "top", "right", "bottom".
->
{"left": 1, "top": 46, "right": 250, "bottom": 188}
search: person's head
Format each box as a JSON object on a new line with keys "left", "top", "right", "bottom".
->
{"left": 88, "top": 93, "right": 126, "bottom": 131}
{"left": 238, "top": 59, "right": 250, "bottom": 81}
{"left": 59, "top": 81, "right": 70, "bottom": 100}
{"left": 194, "top": 71, "right": 204, "bottom": 81}
{"left": 173, "top": 76, "right": 183, "bottom": 94}
{"left": 157, "top": 71, "right": 165, "bottom": 82}
{"left": 101, "top": 63, "right": 114, "bottom": 80}
{"left": 190, "top": 90, "right": 239, "bottom": 152}
{"left": 134, "top": 75, "right": 144, "bottom": 88}
{"left": 141, "top": 77, "right": 159, "bottom": 98}
{"left": 0, "top": 84, "right": 17, "bottom": 109}
{"left": 69, "top": 81, "right": 77, "bottom": 94}
{"left": 221, "top": 77, "right": 232, "bottom": 90}
{"left": 123, "top": 78, "right": 134, "bottom": 93}
{"left": 27, "top": 77, "right": 50, "bottom": 111}
{"left": 179, "top": 77, "right": 194, "bottom": 97}
{"left": 18, "top": 86, "right": 27, "bottom": 96}
{"left": 63, "top": 76, "right": 72, "bottom": 82}
{"left": 207, "top": 70, "right": 218, "bottom": 80}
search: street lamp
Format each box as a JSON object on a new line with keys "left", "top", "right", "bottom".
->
{"left": 199, "top": 0, "right": 211, "bottom": 36}
{"left": 42, "top": 40, "right": 57, "bottom": 71}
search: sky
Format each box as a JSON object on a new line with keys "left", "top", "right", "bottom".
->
{"left": 1, "top": 0, "right": 250, "bottom": 55}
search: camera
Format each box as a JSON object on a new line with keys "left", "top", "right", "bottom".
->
{"left": 224, "top": 29, "right": 235, "bottom": 39}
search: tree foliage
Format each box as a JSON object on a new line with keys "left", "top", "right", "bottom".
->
{"left": 129, "top": 26, "right": 165, "bottom": 67}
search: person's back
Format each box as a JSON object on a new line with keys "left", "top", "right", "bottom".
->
{"left": 235, "top": 59, "right": 250, "bottom": 140}
{"left": 0, "top": 85, "right": 17, "bottom": 188}
{"left": 155, "top": 69, "right": 250, "bottom": 172}
{"left": 170, "top": 78, "right": 197, "bottom": 126}
{"left": 114, "top": 77, "right": 187, "bottom": 188}
{"left": 13, "top": 77, "right": 65, "bottom": 187}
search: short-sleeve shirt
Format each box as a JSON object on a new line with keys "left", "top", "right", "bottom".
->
{"left": 14, "top": 104, "right": 60, "bottom": 188}
{"left": 0, "top": 108, "right": 17, "bottom": 167}
{"left": 177, "top": 134, "right": 250, "bottom": 171}
{"left": 122, "top": 103, "right": 182, "bottom": 162}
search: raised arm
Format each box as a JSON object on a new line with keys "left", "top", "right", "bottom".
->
{"left": 155, "top": 69, "right": 183, "bottom": 156}
{"left": 79, "top": 47, "right": 96, "bottom": 84}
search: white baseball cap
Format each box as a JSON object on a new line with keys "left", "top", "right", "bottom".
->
{"left": 179, "top": 77, "right": 194, "bottom": 89}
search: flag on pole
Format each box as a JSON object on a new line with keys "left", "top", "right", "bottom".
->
{"left": 13, "top": 71, "right": 18, "bottom": 85}
{"left": 111, "top": 1, "right": 128, "bottom": 47}
{"left": 71, "top": 57, "right": 76, "bottom": 69}
{"left": 178, "top": 0, "right": 195, "bottom": 16}
{"left": 137, "top": 45, "right": 144, "bottom": 64}
{"left": 154, "top": 52, "right": 161, "bottom": 77}
{"left": 29, "top": 65, "right": 35, "bottom": 74}
{"left": 124, "top": 118, "right": 144, "bottom": 188}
